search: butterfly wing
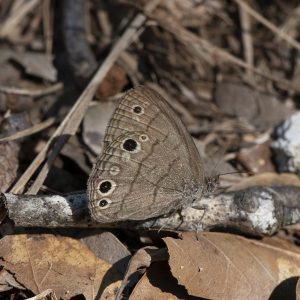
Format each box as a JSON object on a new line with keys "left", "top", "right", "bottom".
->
{"left": 88, "top": 86, "right": 204, "bottom": 222}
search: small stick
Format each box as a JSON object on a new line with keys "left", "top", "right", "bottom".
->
{"left": 238, "top": 2, "right": 254, "bottom": 78}
{"left": 0, "top": 0, "right": 40, "bottom": 38}
{"left": 0, "top": 118, "right": 55, "bottom": 142}
{"left": 0, "top": 82, "right": 63, "bottom": 97}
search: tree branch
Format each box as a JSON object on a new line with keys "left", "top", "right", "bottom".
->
{"left": 2, "top": 185, "right": 300, "bottom": 235}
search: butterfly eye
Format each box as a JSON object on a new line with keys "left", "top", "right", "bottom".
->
{"left": 122, "top": 138, "right": 141, "bottom": 153}
{"left": 132, "top": 105, "right": 144, "bottom": 114}
{"left": 98, "top": 180, "right": 116, "bottom": 195}
{"left": 98, "top": 198, "right": 111, "bottom": 209}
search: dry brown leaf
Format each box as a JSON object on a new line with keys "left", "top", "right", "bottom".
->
{"left": 116, "top": 247, "right": 168, "bottom": 299}
{"left": 215, "top": 82, "right": 294, "bottom": 131}
{"left": 164, "top": 232, "right": 300, "bottom": 299}
{"left": 95, "top": 64, "right": 128, "bottom": 99}
{"left": 0, "top": 269, "right": 25, "bottom": 292}
{"left": 228, "top": 172, "right": 300, "bottom": 192}
{"left": 0, "top": 234, "right": 121, "bottom": 299}
{"left": 237, "top": 141, "right": 275, "bottom": 173}
{"left": 262, "top": 236, "right": 300, "bottom": 253}
{"left": 11, "top": 52, "right": 57, "bottom": 82}
{"left": 82, "top": 101, "right": 117, "bottom": 155}
{"left": 0, "top": 142, "right": 19, "bottom": 192}
{"left": 27, "top": 289, "right": 58, "bottom": 300}
{"left": 82, "top": 231, "right": 131, "bottom": 274}
{"left": 129, "top": 261, "right": 199, "bottom": 300}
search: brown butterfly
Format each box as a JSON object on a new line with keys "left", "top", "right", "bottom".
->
{"left": 88, "top": 86, "right": 204, "bottom": 223}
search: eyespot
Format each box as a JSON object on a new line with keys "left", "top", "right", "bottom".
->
{"left": 139, "top": 134, "right": 149, "bottom": 142}
{"left": 122, "top": 138, "right": 141, "bottom": 153}
{"left": 98, "top": 198, "right": 111, "bottom": 209}
{"left": 98, "top": 180, "right": 116, "bottom": 196}
{"left": 109, "top": 165, "right": 120, "bottom": 176}
{"left": 132, "top": 105, "right": 144, "bottom": 114}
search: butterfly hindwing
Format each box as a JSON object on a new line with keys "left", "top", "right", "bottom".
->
{"left": 88, "top": 86, "right": 204, "bottom": 222}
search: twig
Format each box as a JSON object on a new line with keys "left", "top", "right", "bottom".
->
{"left": 0, "top": 118, "right": 55, "bottom": 142}
{"left": 277, "top": 5, "right": 300, "bottom": 39}
{"left": 42, "top": 0, "right": 53, "bottom": 54}
{"left": 0, "top": 82, "right": 63, "bottom": 97}
{"left": 238, "top": 2, "right": 254, "bottom": 78}
{"left": 10, "top": 0, "right": 161, "bottom": 195}
{"left": 234, "top": 0, "right": 300, "bottom": 52}
{"left": 0, "top": 0, "right": 40, "bottom": 38}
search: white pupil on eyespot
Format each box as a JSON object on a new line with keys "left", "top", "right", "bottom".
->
{"left": 98, "top": 198, "right": 111, "bottom": 209}
{"left": 139, "top": 134, "right": 149, "bottom": 142}
{"left": 133, "top": 105, "right": 143, "bottom": 114}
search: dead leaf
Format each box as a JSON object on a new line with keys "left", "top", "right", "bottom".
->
{"left": 0, "top": 142, "right": 19, "bottom": 192}
{"left": 0, "top": 269, "right": 25, "bottom": 292}
{"left": 27, "top": 289, "right": 57, "bottom": 300}
{"left": 130, "top": 261, "right": 199, "bottom": 300}
{"left": 82, "top": 231, "right": 131, "bottom": 274}
{"left": 11, "top": 52, "right": 57, "bottom": 82}
{"left": 116, "top": 247, "right": 168, "bottom": 299}
{"left": 237, "top": 141, "right": 275, "bottom": 173}
{"left": 0, "top": 112, "right": 32, "bottom": 192}
{"left": 0, "top": 234, "right": 121, "bottom": 299}
{"left": 61, "top": 135, "right": 91, "bottom": 175}
{"left": 95, "top": 64, "right": 128, "bottom": 99}
{"left": 215, "top": 82, "right": 293, "bottom": 131}
{"left": 228, "top": 172, "right": 300, "bottom": 191}
{"left": 164, "top": 232, "right": 300, "bottom": 299}
{"left": 82, "top": 101, "right": 117, "bottom": 155}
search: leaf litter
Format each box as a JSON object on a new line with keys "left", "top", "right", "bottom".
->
{"left": 1, "top": 0, "right": 300, "bottom": 299}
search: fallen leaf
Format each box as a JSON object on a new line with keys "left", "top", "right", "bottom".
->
{"left": 11, "top": 52, "right": 57, "bottom": 82}
{"left": 26, "top": 289, "right": 57, "bottom": 300}
{"left": 116, "top": 247, "right": 168, "bottom": 299}
{"left": 215, "top": 82, "right": 293, "bottom": 131}
{"left": 164, "top": 232, "right": 300, "bottom": 299}
{"left": 129, "top": 261, "right": 199, "bottom": 300}
{"left": 0, "top": 269, "right": 25, "bottom": 292}
{"left": 237, "top": 141, "right": 275, "bottom": 173}
{"left": 95, "top": 64, "right": 128, "bottom": 99}
{"left": 0, "top": 234, "right": 121, "bottom": 299}
{"left": 82, "top": 231, "right": 131, "bottom": 274}
{"left": 228, "top": 172, "right": 300, "bottom": 192}
{"left": 82, "top": 101, "right": 117, "bottom": 154}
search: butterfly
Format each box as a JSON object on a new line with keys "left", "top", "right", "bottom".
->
{"left": 87, "top": 86, "right": 204, "bottom": 223}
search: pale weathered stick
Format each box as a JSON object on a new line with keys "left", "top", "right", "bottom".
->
{"left": 10, "top": 0, "right": 161, "bottom": 195}
{"left": 0, "top": 118, "right": 55, "bottom": 142}
{"left": 0, "top": 0, "right": 40, "bottom": 38}
{"left": 2, "top": 185, "right": 300, "bottom": 235}
{"left": 238, "top": 2, "right": 254, "bottom": 78}
{"left": 0, "top": 82, "right": 63, "bottom": 97}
